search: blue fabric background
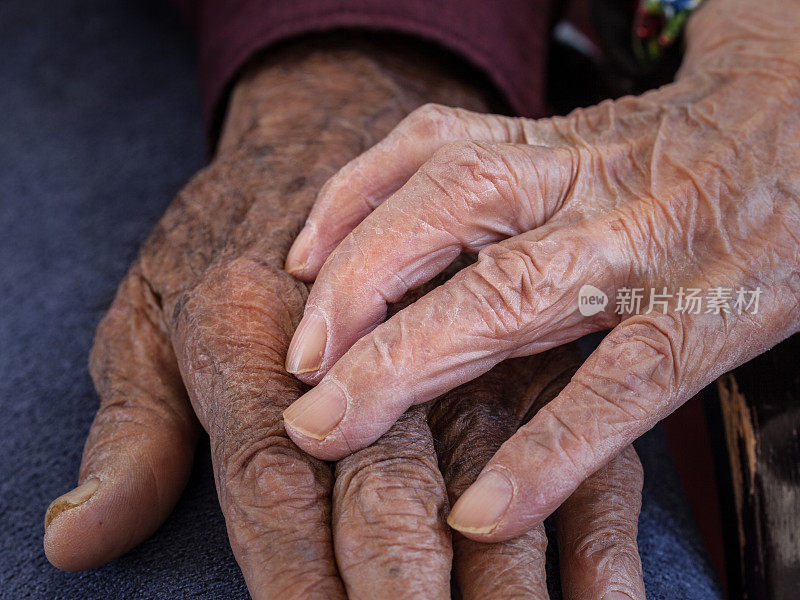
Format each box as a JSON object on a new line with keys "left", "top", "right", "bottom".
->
{"left": 0, "top": 0, "right": 723, "bottom": 597}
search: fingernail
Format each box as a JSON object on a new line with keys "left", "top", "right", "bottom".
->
{"left": 283, "top": 381, "right": 346, "bottom": 440}
{"left": 602, "top": 593, "right": 634, "bottom": 600}
{"left": 44, "top": 478, "right": 100, "bottom": 529}
{"left": 447, "top": 470, "right": 513, "bottom": 534}
{"left": 286, "top": 311, "right": 327, "bottom": 374}
{"left": 285, "top": 226, "right": 313, "bottom": 275}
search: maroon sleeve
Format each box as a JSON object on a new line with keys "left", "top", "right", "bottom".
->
{"left": 172, "top": 0, "right": 556, "bottom": 133}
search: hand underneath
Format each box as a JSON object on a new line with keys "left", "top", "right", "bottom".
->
{"left": 42, "top": 39, "right": 482, "bottom": 597}
{"left": 282, "top": 0, "right": 800, "bottom": 542}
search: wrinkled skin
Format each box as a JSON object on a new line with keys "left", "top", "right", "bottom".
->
{"left": 430, "top": 348, "right": 644, "bottom": 600}
{"left": 282, "top": 0, "right": 800, "bottom": 541}
{"left": 337, "top": 264, "right": 646, "bottom": 600}
{"left": 43, "top": 39, "right": 647, "bottom": 599}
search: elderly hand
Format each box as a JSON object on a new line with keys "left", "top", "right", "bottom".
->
{"left": 42, "top": 39, "right": 647, "bottom": 600}
{"left": 282, "top": 0, "right": 800, "bottom": 542}
{"left": 42, "top": 40, "right": 482, "bottom": 596}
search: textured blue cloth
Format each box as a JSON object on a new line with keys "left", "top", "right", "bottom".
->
{"left": 0, "top": 0, "right": 723, "bottom": 598}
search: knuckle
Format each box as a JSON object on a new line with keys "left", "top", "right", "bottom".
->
{"left": 425, "top": 140, "right": 499, "bottom": 190}
{"left": 335, "top": 410, "right": 447, "bottom": 531}
{"left": 607, "top": 315, "right": 680, "bottom": 392}
{"left": 223, "top": 433, "right": 330, "bottom": 508}
{"left": 461, "top": 245, "right": 549, "bottom": 337}
{"left": 575, "top": 315, "right": 683, "bottom": 422}
{"left": 530, "top": 403, "right": 600, "bottom": 478}
{"left": 219, "top": 435, "right": 333, "bottom": 558}
{"left": 523, "top": 143, "right": 595, "bottom": 205}
{"left": 431, "top": 141, "right": 528, "bottom": 226}
{"left": 402, "top": 103, "right": 458, "bottom": 137}
{"left": 562, "top": 518, "right": 645, "bottom": 599}
{"left": 89, "top": 391, "right": 191, "bottom": 445}
{"left": 452, "top": 527, "right": 550, "bottom": 600}
{"left": 573, "top": 447, "right": 643, "bottom": 511}
{"left": 333, "top": 448, "right": 450, "bottom": 578}
{"left": 464, "top": 229, "right": 597, "bottom": 338}
{"left": 337, "top": 419, "right": 442, "bottom": 508}
{"left": 565, "top": 521, "right": 640, "bottom": 571}
{"left": 525, "top": 143, "right": 579, "bottom": 192}
{"left": 358, "top": 323, "right": 410, "bottom": 381}
{"left": 173, "top": 255, "right": 305, "bottom": 362}
{"left": 171, "top": 256, "right": 307, "bottom": 425}
{"left": 414, "top": 140, "right": 530, "bottom": 249}
{"left": 185, "top": 254, "right": 303, "bottom": 312}
{"left": 336, "top": 455, "right": 446, "bottom": 523}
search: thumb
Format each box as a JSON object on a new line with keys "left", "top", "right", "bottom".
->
{"left": 44, "top": 271, "right": 198, "bottom": 570}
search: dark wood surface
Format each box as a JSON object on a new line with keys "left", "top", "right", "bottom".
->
{"left": 705, "top": 334, "right": 800, "bottom": 600}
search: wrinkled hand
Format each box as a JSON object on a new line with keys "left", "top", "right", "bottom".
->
{"left": 42, "top": 40, "right": 481, "bottom": 596}
{"left": 42, "top": 39, "right": 647, "bottom": 599}
{"left": 282, "top": 0, "right": 800, "bottom": 542}
{"left": 436, "top": 378, "right": 646, "bottom": 600}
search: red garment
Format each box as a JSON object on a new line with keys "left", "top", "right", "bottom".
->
{"left": 171, "top": 0, "right": 556, "bottom": 133}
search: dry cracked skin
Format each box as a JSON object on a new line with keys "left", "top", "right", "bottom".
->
{"left": 42, "top": 36, "right": 648, "bottom": 600}
{"left": 275, "top": 0, "right": 800, "bottom": 544}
